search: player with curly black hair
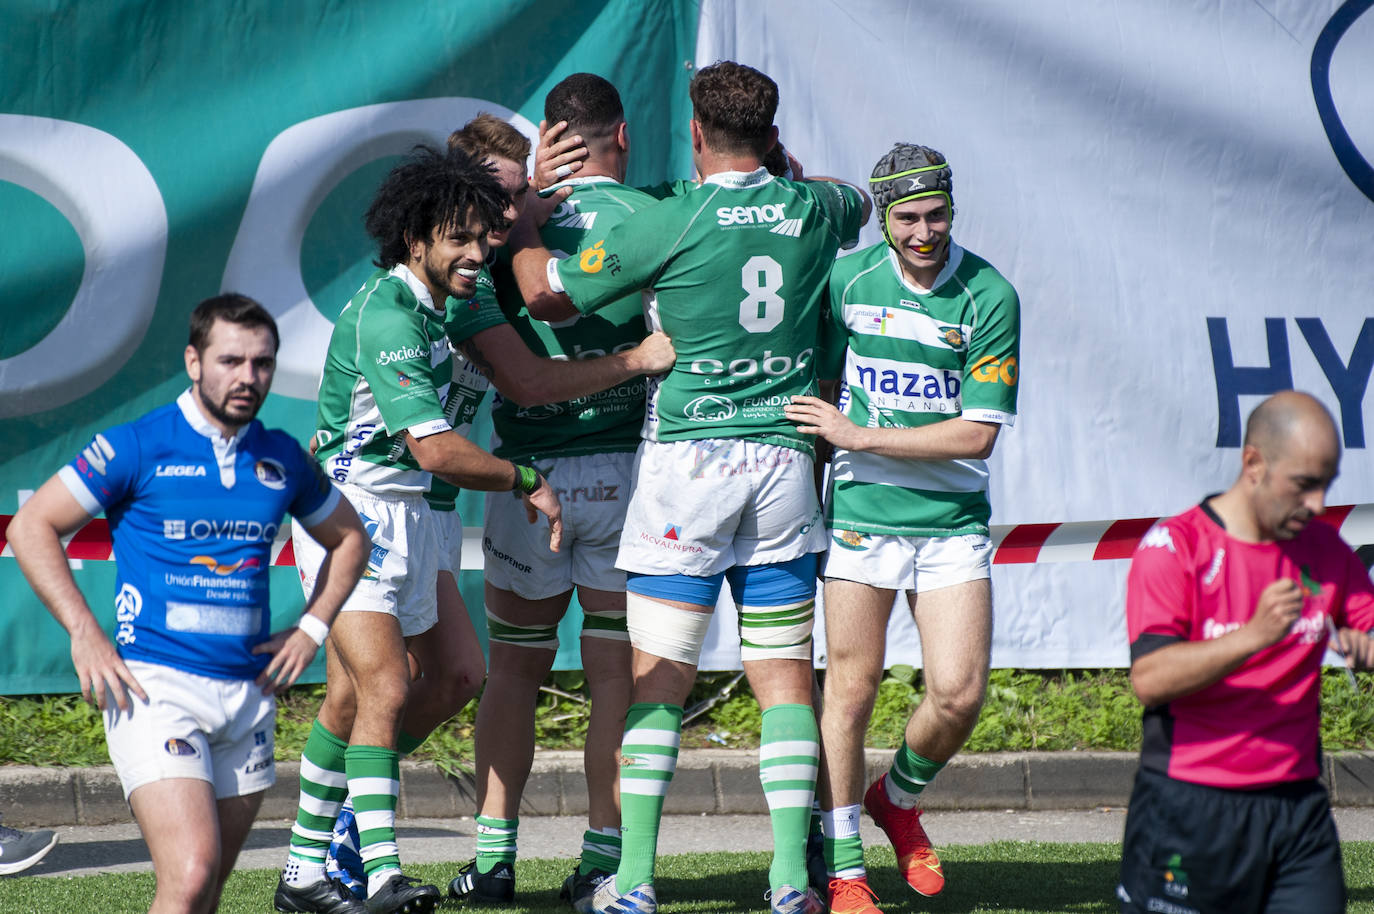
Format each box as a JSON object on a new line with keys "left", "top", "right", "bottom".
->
{"left": 275, "top": 145, "right": 562, "bottom": 914}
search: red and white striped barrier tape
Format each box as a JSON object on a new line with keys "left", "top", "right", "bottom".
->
{"left": 2, "top": 505, "right": 1372, "bottom": 567}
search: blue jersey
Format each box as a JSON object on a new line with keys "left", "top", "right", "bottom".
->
{"left": 59, "top": 391, "right": 339, "bottom": 680}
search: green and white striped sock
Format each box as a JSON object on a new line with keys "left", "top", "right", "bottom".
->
{"left": 616, "top": 703, "right": 682, "bottom": 894}
{"left": 284, "top": 720, "right": 349, "bottom": 887}
{"left": 580, "top": 826, "right": 621, "bottom": 875}
{"left": 822, "top": 804, "right": 865, "bottom": 879}
{"left": 345, "top": 744, "right": 402, "bottom": 895}
{"left": 475, "top": 815, "right": 518, "bottom": 873}
{"left": 758, "top": 703, "right": 819, "bottom": 893}
{"left": 886, "top": 744, "right": 945, "bottom": 809}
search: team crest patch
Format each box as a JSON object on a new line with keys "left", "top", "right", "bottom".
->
{"left": 834, "top": 530, "right": 868, "bottom": 550}
{"left": 254, "top": 458, "right": 287, "bottom": 490}
{"left": 164, "top": 737, "right": 200, "bottom": 758}
{"left": 940, "top": 326, "right": 965, "bottom": 348}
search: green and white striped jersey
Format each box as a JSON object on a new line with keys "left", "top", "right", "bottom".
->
{"left": 313, "top": 265, "right": 455, "bottom": 494}
{"left": 424, "top": 265, "right": 508, "bottom": 512}
{"left": 824, "top": 242, "right": 1020, "bottom": 536}
{"left": 489, "top": 176, "right": 658, "bottom": 463}
{"left": 552, "top": 169, "right": 864, "bottom": 454}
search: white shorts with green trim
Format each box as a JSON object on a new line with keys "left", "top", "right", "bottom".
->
{"left": 616, "top": 439, "right": 825, "bottom": 577}
{"left": 483, "top": 451, "right": 633, "bottom": 600}
{"left": 103, "top": 660, "right": 275, "bottom": 800}
{"left": 292, "top": 482, "right": 442, "bottom": 637}
{"left": 823, "top": 529, "right": 991, "bottom": 592}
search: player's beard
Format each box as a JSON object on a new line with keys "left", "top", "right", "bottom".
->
{"left": 422, "top": 251, "right": 475, "bottom": 302}
{"left": 197, "top": 383, "right": 263, "bottom": 430}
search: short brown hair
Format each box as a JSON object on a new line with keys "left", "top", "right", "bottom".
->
{"left": 447, "top": 113, "right": 531, "bottom": 165}
{"left": 689, "top": 60, "right": 778, "bottom": 157}
{"left": 188, "top": 294, "right": 280, "bottom": 353}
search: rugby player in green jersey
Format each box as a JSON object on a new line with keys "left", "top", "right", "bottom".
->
{"left": 445, "top": 77, "right": 660, "bottom": 912}
{"left": 276, "top": 147, "right": 563, "bottom": 914}
{"left": 509, "top": 61, "right": 870, "bottom": 914}
{"left": 785, "top": 144, "right": 1020, "bottom": 914}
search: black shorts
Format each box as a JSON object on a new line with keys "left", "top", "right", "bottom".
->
{"left": 1116, "top": 767, "right": 1344, "bottom": 914}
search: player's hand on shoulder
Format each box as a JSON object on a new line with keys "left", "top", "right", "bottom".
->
{"left": 521, "top": 473, "right": 564, "bottom": 553}
{"left": 1247, "top": 578, "right": 1304, "bottom": 649}
{"left": 627, "top": 331, "right": 675, "bottom": 375}
{"left": 785, "top": 394, "right": 865, "bottom": 450}
{"left": 71, "top": 628, "right": 147, "bottom": 711}
{"left": 252, "top": 627, "right": 319, "bottom": 695}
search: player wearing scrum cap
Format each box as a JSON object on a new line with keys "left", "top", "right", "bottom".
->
{"left": 786, "top": 143, "right": 1020, "bottom": 914}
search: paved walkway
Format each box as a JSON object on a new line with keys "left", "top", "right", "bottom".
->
{"left": 22, "top": 807, "right": 1374, "bottom": 879}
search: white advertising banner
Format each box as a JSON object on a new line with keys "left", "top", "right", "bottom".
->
{"left": 692, "top": 0, "right": 1374, "bottom": 669}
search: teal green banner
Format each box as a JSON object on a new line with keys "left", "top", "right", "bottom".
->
{"left": 0, "top": 0, "right": 698, "bottom": 694}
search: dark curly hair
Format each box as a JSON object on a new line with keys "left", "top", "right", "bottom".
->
{"left": 364, "top": 145, "right": 510, "bottom": 269}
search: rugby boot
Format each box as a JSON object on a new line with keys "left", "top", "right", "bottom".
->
{"left": 364, "top": 873, "right": 440, "bottom": 914}
{"left": 766, "top": 884, "right": 826, "bottom": 914}
{"left": 560, "top": 864, "right": 614, "bottom": 913}
{"left": 448, "top": 859, "right": 516, "bottom": 904}
{"left": 591, "top": 879, "right": 657, "bottom": 914}
{"left": 862, "top": 775, "right": 944, "bottom": 896}
{"left": 273, "top": 875, "right": 368, "bottom": 914}
{"left": 826, "top": 876, "right": 883, "bottom": 914}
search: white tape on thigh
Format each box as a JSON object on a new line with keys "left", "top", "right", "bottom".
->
{"left": 737, "top": 599, "right": 815, "bottom": 662}
{"left": 625, "top": 593, "right": 712, "bottom": 665}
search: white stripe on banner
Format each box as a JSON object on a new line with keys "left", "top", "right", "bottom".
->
{"left": 1034, "top": 519, "right": 1117, "bottom": 564}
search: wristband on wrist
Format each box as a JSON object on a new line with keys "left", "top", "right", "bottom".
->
{"left": 513, "top": 464, "right": 540, "bottom": 494}
{"left": 296, "top": 613, "right": 329, "bottom": 647}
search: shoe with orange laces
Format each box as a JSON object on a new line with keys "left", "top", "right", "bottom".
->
{"left": 827, "top": 876, "right": 883, "bottom": 914}
{"left": 862, "top": 776, "right": 945, "bottom": 896}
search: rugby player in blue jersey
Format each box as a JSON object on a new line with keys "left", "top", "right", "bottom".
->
{"left": 10, "top": 295, "right": 370, "bottom": 914}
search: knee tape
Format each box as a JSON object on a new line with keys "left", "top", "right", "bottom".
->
{"left": 737, "top": 598, "right": 816, "bottom": 662}
{"left": 485, "top": 608, "right": 559, "bottom": 650}
{"left": 625, "top": 593, "right": 713, "bottom": 665}
{"left": 581, "top": 607, "right": 629, "bottom": 642}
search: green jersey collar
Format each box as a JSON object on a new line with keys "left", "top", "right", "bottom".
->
{"left": 388, "top": 263, "right": 441, "bottom": 315}
{"left": 702, "top": 167, "right": 772, "bottom": 189}
{"left": 887, "top": 241, "right": 965, "bottom": 295}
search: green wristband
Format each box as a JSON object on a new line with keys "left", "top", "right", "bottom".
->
{"left": 514, "top": 464, "right": 540, "bottom": 494}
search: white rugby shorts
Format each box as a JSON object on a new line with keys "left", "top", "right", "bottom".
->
{"left": 823, "top": 529, "right": 991, "bottom": 592}
{"left": 103, "top": 660, "right": 275, "bottom": 800}
{"left": 616, "top": 439, "right": 825, "bottom": 577}
{"left": 484, "top": 451, "right": 634, "bottom": 599}
{"left": 292, "top": 482, "right": 442, "bottom": 637}
{"left": 432, "top": 505, "right": 465, "bottom": 577}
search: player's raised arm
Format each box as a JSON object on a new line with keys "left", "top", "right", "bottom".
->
{"left": 9, "top": 476, "right": 148, "bottom": 710}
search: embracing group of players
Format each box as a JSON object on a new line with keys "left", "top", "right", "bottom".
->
{"left": 278, "top": 60, "right": 1021, "bottom": 914}
{"left": 13, "top": 60, "right": 1022, "bottom": 914}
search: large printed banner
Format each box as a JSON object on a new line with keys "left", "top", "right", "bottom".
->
{"left": 2, "top": 0, "right": 1372, "bottom": 691}
{"left": 0, "top": 0, "right": 697, "bottom": 693}
{"left": 694, "top": 0, "right": 1374, "bottom": 668}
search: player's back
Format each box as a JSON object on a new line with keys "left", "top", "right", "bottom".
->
{"left": 633, "top": 171, "right": 862, "bottom": 449}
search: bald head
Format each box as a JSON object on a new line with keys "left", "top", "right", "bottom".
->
{"left": 1242, "top": 391, "right": 1340, "bottom": 463}
{"left": 1234, "top": 391, "right": 1340, "bottom": 540}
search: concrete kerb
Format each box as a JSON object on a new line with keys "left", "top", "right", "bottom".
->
{"left": 5, "top": 749, "right": 1373, "bottom": 827}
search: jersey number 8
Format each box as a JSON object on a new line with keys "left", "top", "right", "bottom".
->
{"left": 739, "top": 255, "right": 785, "bottom": 333}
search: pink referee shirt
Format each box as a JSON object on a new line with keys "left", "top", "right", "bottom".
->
{"left": 1127, "top": 501, "right": 1374, "bottom": 788}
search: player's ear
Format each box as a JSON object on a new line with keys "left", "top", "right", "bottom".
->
{"left": 184, "top": 344, "right": 201, "bottom": 384}
{"left": 1240, "top": 444, "right": 1266, "bottom": 486}
{"left": 616, "top": 120, "right": 629, "bottom": 153}
{"left": 689, "top": 118, "right": 703, "bottom": 152}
